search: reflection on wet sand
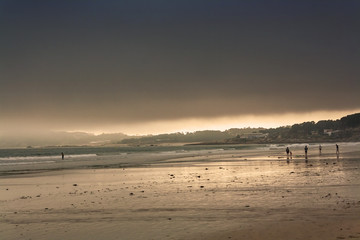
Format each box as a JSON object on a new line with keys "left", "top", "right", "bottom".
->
{"left": 1, "top": 144, "right": 360, "bottom": 240}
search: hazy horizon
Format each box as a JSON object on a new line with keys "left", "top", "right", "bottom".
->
{"left": 1, "top": 1, "right": 360, "bottom": 136}
{"left": 59, "top": 110, "right": 360, "bottom": 136}
{"left": 1, "top": 110, "right": 358, "bottom": 138}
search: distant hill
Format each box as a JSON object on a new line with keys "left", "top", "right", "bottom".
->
{"left": 120, "top": 113, "right": 360, "bottom": 145}
{"left": 0, "top": 131, "right": 128, "bottom": 148}
{"left": 226, "top": 112, "right": 360, "bottom": 144}
{"left": 120, "top": 128, "right": 266, "bottom": 145}
{"left": 1, "top": 113, "right": 359, "bottom": 148}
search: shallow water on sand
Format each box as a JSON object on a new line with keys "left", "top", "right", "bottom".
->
{"left": 0, "top": 144, "right": 261, "bottom": 173}
{"left": 1, "top": 142, "right": 359, "bottom": 173}
{"left": 1, "top": 143, "right": 360, "bottom": 240}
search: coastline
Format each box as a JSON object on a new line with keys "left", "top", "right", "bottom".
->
{"left": 1, "top": 145, "right": 360, "bottom": 240}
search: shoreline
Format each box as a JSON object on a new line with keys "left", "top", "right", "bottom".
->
{"left": 1, "top": 147, "right": 360, "bottom": 239}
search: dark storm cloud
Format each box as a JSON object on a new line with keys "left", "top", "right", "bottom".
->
{"left": 1, "top": 0, "right": 360, "bottom": 128}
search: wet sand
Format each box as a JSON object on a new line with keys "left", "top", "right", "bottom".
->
{"left": 1, "top": 147, "right": 360, "bottom": 240}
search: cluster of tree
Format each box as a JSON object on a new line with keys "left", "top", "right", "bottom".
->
{"left": 2, "top": 113, "right": 359, "bottom": 148}
{"left": 120, "top": 128, "right": 265, "bottom": 145}
{"left": 121, "top": 113, "right": 360, "bottom": 145}
{"left": 258, "top": 113, "right": 360, "bottom": 143}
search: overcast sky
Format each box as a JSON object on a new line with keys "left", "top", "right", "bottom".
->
{"left": 1, "top": 0, "right": 360, "bottom": 135}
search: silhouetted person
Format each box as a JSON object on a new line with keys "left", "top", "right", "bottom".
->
{"left": 61, "top": 152, "right": 64, "bottom": 160}
{"left": 304, "top": 145, "right": 308, "bottom": 159}
{"left": 319, "top": 145, "right": 322, "bottom": 155}
{"left": 336, "top": 144, "right": 339, "bottom": 154}
{"left": 286, "top": 147, "right": 290, "bottom": 159}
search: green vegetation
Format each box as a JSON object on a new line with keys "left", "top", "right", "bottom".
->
{"left": 120, "top": 128, "right": 265, "bottom": 145}
{"left": 254, "top": 113, "right": 360, "bottom": 143}
{"left": 121, "top": 113, "right": 360, "bottom": 145}
{"left": 2, "top": 113, "right": 359, "bottom": 148}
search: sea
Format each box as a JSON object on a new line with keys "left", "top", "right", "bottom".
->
{"left": 0, "top": 144, "right": 261, "bottom": 171}
{"left": 1, "top": 142, "right": 359, "bottom": 173}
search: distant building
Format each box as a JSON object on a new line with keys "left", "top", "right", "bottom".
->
{"left": 324, "top": 129, "right": 342, "bottom": 136}
{"left": 324, "top": 129, "right": 333, "bottom": 136}
{"left": 242, "top": 133, "right": 268, "bottom": 139}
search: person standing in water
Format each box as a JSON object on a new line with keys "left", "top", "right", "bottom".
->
{"left": 336, "top": 144, "right": 339, "bottom": 154}
{"left": 61, "top": 152, "right": 64, "bottom": 160}
{"left": 304, "top": 145, "right": 308, "bottom": 159}
{"left": 319, "top": 145, "right": 322, "bottom": 155}
{"left": 286, "top": 147, "right": 290, "bottom": 159}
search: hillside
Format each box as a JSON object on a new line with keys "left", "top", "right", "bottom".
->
{"left": 0, "top": 132, "right": 128, "bottom": 148}
{"left": 120, "top": 113, "right": 360, "bottom": 145}
{"left": 120, "top": 128, "right": 265, "bottom": 145}
{"left": 226, "top": 113, "right": 360, "bottom": 144}
{"left": 1, "top": 113, "right": 359, "bottom": 148}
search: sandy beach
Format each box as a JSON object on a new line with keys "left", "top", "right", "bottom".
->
{"left": 1, "top": 144, "right": 360, "bottom": 240}
{"left": 3, "top": 1, "right": 360, "bottom": 239}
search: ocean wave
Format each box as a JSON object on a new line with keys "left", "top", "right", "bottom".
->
{"left": 0, "top": 153, "right": 97, "bottom": 161}
{"left": 0, "top": 160, "right": 56, "bottom": 166}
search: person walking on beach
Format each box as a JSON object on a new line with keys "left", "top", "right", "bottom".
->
{"left": 319, "top": 145, "right": 322, "bottom": 155}
{"left": 304, "top": 145, "right": 308, "bottom": 159}
{"left": 290, "top": 151, "right": 293, "bottom": 159}
{"left": 61, "top": 152, "right": 64, "bottom": 160}
{"left": 336, "top": 144, "right": 339, "bottom": 154}
{"left": 286, "top": 147, "right": 290, "bottom": 159}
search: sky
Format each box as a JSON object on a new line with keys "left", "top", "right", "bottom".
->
{"left": 1, "top": 0, "right": 360, "bottom": 135}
